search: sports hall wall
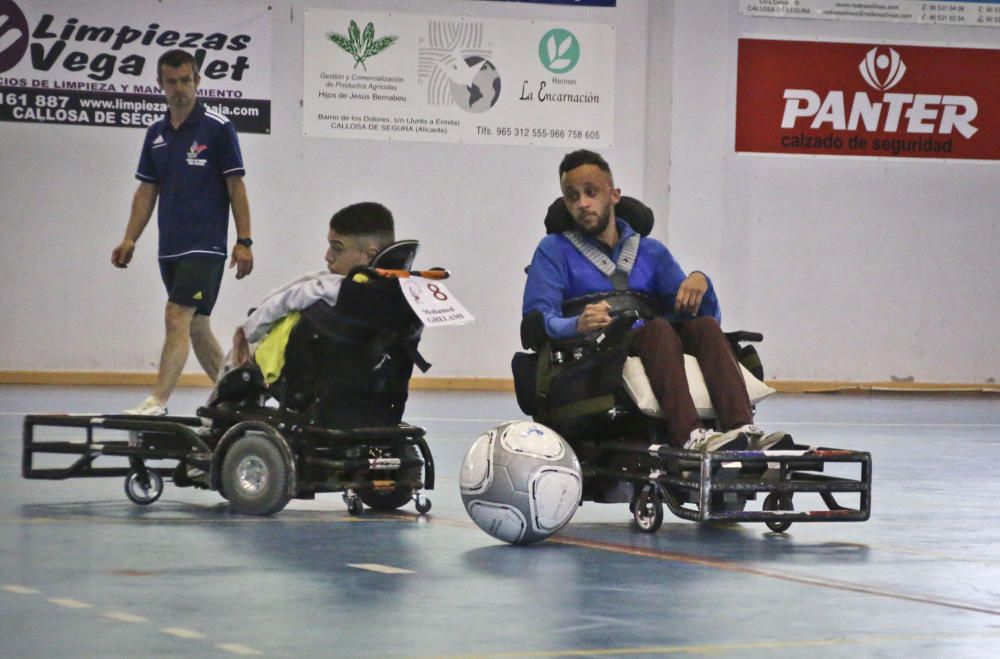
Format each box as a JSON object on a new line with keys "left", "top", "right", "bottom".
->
{"left": 0, "top": 0, "right": 996, "bottom": 389}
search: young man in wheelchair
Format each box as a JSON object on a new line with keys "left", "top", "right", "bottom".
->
{"left": 522, "top": 150, "right": 791, "bottom": 453}
{"left": 207, "top": 198, "right": 428, "bottom": 431}
{"left": 228, "top": 201, "right": 397, "bottom": 372}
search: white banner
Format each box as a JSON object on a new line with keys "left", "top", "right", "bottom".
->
{"left": 303, "top": 9, "right": 615, "bottom": 147}
{"left": 739, "top": 0, "right": 1000, "bottom": 27}
{"left": 399, "top": 277, "right": 475, "bottom": 328}
{"left": 0, "top": 0, "right": 272, "bottom": 132}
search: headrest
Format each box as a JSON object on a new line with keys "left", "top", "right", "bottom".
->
{"left": 544, "top": 195, "right": 654, "bottom": 236}
{"left": 371, "top": 239, "right": 419, "bottom": 270}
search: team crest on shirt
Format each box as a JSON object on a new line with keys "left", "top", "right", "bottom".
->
{"left": 186, "top": 141, "right": 209, "bottom": 166}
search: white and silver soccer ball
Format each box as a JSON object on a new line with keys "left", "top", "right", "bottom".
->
{"left": 460, "top": 420, "right": 582, "bottom": 545}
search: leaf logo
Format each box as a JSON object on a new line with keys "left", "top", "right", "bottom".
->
{"left": 326, "top": 20, "right": 398, "bottom": 71}
{"left": 538, "top": 28, "right": 580, "bottom": 74}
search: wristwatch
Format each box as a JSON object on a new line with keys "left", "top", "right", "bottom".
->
{"left": 236, "top": 237, "right": 253, "bottom": 248}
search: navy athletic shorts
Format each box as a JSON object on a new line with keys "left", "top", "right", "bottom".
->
{"left": 159, "top": 256, "right": 225, "bottom": 316}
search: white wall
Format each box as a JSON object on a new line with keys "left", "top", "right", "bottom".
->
{"left": 1, "top": 0, "right": 997, "bottom": 385}
{"left": 0, "top": 0, "right": 649, "bottom": 379}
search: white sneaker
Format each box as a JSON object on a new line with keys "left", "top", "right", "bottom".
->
{"left": 684, "top": 427, "right": 749, "bottom": 452}
{"left": 749, "top": 430, "right": 795, "bottom": 451}
{"left": 124, "top": 396, "right": 167, "bottom": 416}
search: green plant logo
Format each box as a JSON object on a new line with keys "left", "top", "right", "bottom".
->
{"left": 538, "top": 28, "right": 580, "bottom": 74}
{"left": 326, "top": 20, "right": 398, "bottom": 70}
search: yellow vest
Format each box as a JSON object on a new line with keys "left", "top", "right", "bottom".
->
{"left": 254, "top": 311, "right": 301, "bottom": 384}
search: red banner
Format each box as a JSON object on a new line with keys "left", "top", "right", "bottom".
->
{"left": 735, "top": 38, "right": 1000, "bottom": 160}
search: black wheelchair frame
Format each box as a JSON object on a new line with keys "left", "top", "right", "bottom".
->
{"left": 22, "top": 244, "right": 440, "bottom": 517}
{"left": 516, "top": 319, "right": 871, "bottom": 534}
{"left": 22, "top": 408, "right": 433, "bottom": 516}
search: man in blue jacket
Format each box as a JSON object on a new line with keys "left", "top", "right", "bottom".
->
{"left": 523, "top": 150, "right": 787, "bottom": 452}
{"left": 111, "top": 49, "right": 253, "bottom": 415}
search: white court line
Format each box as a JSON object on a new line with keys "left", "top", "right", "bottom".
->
{"left": 48, "top": 597, "right": 92, "bottom": 609}
{"left": 348, "top": 563, "right": 415, "bottom": 574}
{"left": 103, "top": 611, "right": 149, "bottom": 623}
{"left": 162, "top": 627, "right": 207, "bottom": 639}
{"left": 768, "top": 421, "right": 1000, "bottom": 428}
{"left": 3, "top": 584, "right": 40, "bottom": 594}
{"left": 8, "top": 581, "right": 262, "bottom": 653}
{"left": 216, "top": 642, "right": 263, "bottom": 655}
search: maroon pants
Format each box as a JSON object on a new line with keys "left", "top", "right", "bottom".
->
{"left": 629, "top": 317, "right": 753, "bottom": 447}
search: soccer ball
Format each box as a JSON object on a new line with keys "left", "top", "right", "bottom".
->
{"left": 460, "top": 420, "right": 582, "bottom": 545}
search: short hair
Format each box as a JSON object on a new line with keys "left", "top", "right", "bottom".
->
{"left": 329, "top": 202, "right": 395, "bottom": 248}
{"left": 558, "top": 149, "right": 613, "bottom": 178}
{"left": 157, "top": 49, "right": 199, "bottom": 78}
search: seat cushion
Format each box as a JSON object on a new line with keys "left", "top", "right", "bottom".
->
{"left": 622, "top": 355, "right": 776, "bottom": 420}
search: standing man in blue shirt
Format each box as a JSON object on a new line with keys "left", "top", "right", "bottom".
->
{"left": 523, "top": 150, "right": 789, "bottom": 452}
{"left": 111, "top": 49, "right": 253, "bottom": 415}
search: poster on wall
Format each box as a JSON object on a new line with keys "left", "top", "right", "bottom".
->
{"left": 739, "top": 0, "right": 1000, "bottom": 27}
{"left": 0, "top": 0, "right": 272, "bottom": 133}
{"left": 478, "top": 1, "right": 616, "bottom": 6}
{"left": 735, "top": 38, "right": 1000, "bottom": 161}
{"left": 302, "top": 9, "right": 615, "bottom": 147}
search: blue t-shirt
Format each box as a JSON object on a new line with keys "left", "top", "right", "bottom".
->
{"left": 136, "top": 102, "right": 245, "bottom": 260}
{"left": 522, "top": 219, "right": 721, "bottom": 339}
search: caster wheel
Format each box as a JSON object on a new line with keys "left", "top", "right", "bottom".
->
{"left": 763, "top": 492, "right": 794, "bottom": 533}
{"left": 631, "top": 484, "right": 663, "bottom": 533}
{"left": 124, "top": 468, "right": 163, "bottom": 505}
{"left": 345, "top": 496, "right": 364, "bottom": 516}
{"left": 414, "top": 495, "right": 432, "bottom": 515}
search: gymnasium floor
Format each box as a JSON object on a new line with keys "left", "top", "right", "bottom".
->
{"left": 2, "top": 384, "right": 999, "bottom": 658}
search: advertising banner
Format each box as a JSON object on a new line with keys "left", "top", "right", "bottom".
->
{"left": 735, "top": 38, "right": 1000, "bottom": 160}
{"left": 739, "top": 0, "right": 1000, "bottom": 28}
{"left": 479, "top": 1, "right": 616, "bottom": 5}
{"left": 303, "top": 9, "right": 615, "bottom": 147}
{"left": 0, "top": 0, "right": 272, "bottom": 133}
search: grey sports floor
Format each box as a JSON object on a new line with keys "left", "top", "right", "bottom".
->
{"left": 2, "top": 384, "right": 999, "bottom": 658}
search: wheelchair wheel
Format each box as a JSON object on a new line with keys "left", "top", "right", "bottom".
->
{"left": 124, "top": 468, "right": 163, "bottom": 505}
{"left": 631, "top": 483, "right": 663, "bottom": 533}
{"left": 221, "top": 433, "right": 291, "bottom": 516}
{"left": 358, "top": 445, "right": 422, "bottom": 512}
{"left": 763, "top": 492, "right": 794, "bottom": 533}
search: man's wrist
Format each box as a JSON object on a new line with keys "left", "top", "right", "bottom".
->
{"left": 236, "top": 237, "right": 253, "bottom": 248}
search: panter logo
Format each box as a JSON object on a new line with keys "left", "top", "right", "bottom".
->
{"left": 859, "top": 47, "right": 906, "bottom": 91}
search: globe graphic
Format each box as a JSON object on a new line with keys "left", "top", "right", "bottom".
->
{"left": 449, "top": 56, "right": 501, "bottom": 113}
